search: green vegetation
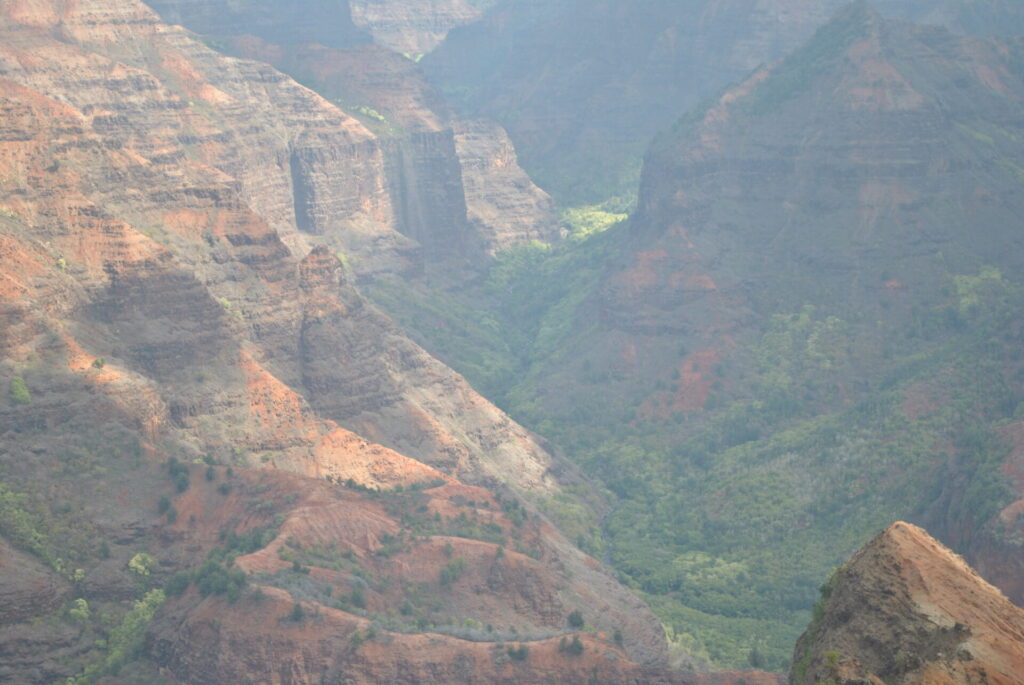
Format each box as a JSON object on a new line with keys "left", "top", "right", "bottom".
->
{"left": 741, "top": 2, "right": 871, "bottom": 114}
{"left": 68, "top": 598, "right": 90, "bottom": 622}
{"left": 128, "top": 552, "right": 156, "bottom": 576}
{"left": 66, "top": 589, "right": 166, "bottom": 685}
{"left": 8, "top": 375, "right": 30, "bottom": 405}
{"left": 0, "top": 481, "right": 51, "bottom": 563}
{"left": 559, "top": 634, "right": 584, "bottom": 655}
{"left": 166, "top": 456, "right": 190, "bottom": 493}
{"left": 439, "top": 557, "right": 467, "bottom": 587}
{"left": 370, "top": 177, "right": 1024, "bottom": 671}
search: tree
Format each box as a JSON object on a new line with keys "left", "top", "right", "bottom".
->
{"left": 567, "top": 609, "right": 584, "bottom": 628}
{"left": 68, "top": 598, "right": 90, "bottom": 622}
{"left": 560, "top": 634, "right": 584, "bottom": 655}
{"left": 507, "top": 644, "right": 529, "bottom": 661}
{"left": 128, "top": 552, "right": 156, "bottom": 577}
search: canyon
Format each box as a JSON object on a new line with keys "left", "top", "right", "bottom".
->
{"left": 2, "top": 0, "right": 1024, "bottom": 682}
{"left": 0, "top": 0, "right": 663, "bottom": 681}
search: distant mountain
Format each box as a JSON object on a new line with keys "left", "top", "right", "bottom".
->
{"left": 423, "top": 0, "right": 1024, "bottom": 203}
{"left": 630, "top": 1, "right": 1024, "bottom": 332}
{"left": 387, "top": 3, "right": 1024, "bottom": 667}
{"left": 146, "top": 0, "right": 483, "bottom": 55}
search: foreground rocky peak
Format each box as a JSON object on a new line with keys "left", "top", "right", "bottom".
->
{"left": 791, "top": 522, "right": 1024, "bottom": 685}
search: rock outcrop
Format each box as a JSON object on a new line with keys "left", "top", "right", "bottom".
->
{"left": 223, "top": 36, "right": 560, "bottom": 260}
{"left": 424, "top": 0, "right": 1024, "bottom": 201}
{"left": 0, "top": 0, "right": 564, "bottom": 491}
{"left": 0, "top": 0, "right": 672, "bottom": 680}
{"left": 790, "top": 522, "right": 1024, "bottom": 685}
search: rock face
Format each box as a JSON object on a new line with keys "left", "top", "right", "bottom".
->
{"left": 629, "top": 3, "right": 1024, "bottom": 329}
{"left": 0, "top": 0, "right": 563, "bottom": 490}
{"left": 147, "top": 0, "right": 482, "bottom": 57}
{"left": 455, "top": 118, "right": 559, "bottom": 253}
{"left": 790, "top": 522, "right": 1024, "bottom": 685}
{"left": 223, "top": 37, "right": 559, "bottom": 259}
{"left": 535, "top": 2, "right": 1024, "bottom": 418}
{"left": 423, "top": 0, "right": 1024, "bottom": 201}
{"left": 0, "top": 0, "right": 673, "bottom": 680}
{"left": 349, "top": 0, "right": 482, "bottom": 56}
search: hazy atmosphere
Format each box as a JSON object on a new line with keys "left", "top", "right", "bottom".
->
{"left": 1, "top": 1, "right": 1024, "bottom": 683}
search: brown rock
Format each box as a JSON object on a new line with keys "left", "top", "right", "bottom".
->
{"left": 790, "top": 522, "right": 1024, "bottom": 685}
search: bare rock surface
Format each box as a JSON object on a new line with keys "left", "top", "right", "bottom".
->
{"left": 791, "top": 522, "right": 1024, "bottom": 685}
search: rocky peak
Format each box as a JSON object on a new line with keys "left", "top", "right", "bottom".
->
{"left": 791, "top": 522, "right": 1024, "bottom": 685}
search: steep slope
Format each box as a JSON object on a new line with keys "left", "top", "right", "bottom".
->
{"left": 0, "top": 0, "right": 674, "bottom": 680}
{"left": 790, "top": 522, "right": 1024, "bottom": 685}
{"left": 423, "top": 0, "right": 1024, "bottom": 203}
{"left": 522, "top": 1, "right": 1024, "bottom": 511}
{"left": 224, "top": 37, "right": 560, "bottom": 256}
{"left": 143, "top": 471, "right": 668, "bottom": 683}
{"left": 387, "top": 4, "right": 1024, "bottom": 668}
{"left": 143, "top": 0, "right": 559, "bottom": 265}
{"left": 628, "top": 1, "right": 1024, "bottom": 339}
{"left": 0, "top": 0, "right": 561, "bottom": 492}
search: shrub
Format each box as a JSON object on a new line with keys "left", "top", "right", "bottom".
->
{"left": 559, "top": 634, "right": 584, "bottom": 656}
{"left": 440, "top": 557, "right": 466, "bottom": 587}
{"left": 128, "top": 552, "right": 156, "bottom": 577}
{"left": 8, "top": 376, "right": 30, "bottom": 405}
{"left": 165, "top": 572, "right": 190, "bottom": 597}
{"left": 507, "top": 644, "right": 529, "bottom": 661}
{"left": 68, "top": 598, "right": 90, "bottom": 622}
{"left": 290, "top": 603, "right": 305, "bottom": 622}
{"left": 194, "top": 560, "right": 247, "bottom": 600}
{"left": 567, "top": 609, "right": 584, "bottom": 628}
